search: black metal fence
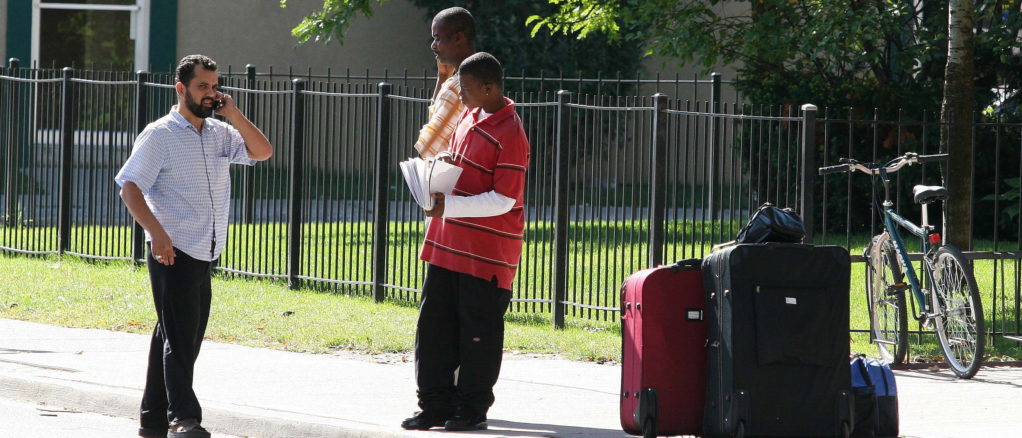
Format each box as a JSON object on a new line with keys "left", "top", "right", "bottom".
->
{"left": 1, "top": 61, "right": 1019, "bottom": 347}
{"left": 212, "top": 64, "right": 742, "bottom": 103}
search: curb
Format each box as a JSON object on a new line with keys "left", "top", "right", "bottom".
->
{"left": 0, "top": 373, "right": 411, "bottom": 438}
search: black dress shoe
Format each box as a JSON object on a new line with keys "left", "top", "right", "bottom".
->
{"left": 444, "top": 414, "right": 488, "bottom": 431}
{"left": 401, "top": 411, "right": 451, "bottom": 430}
{"left": 138, "top": 426, "right": 167, "bottom": 438}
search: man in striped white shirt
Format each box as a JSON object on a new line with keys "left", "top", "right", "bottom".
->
{"left": 413, "top": 7, "right": 477, "bottom": 158}
{"left": 115, "top": 55, "right": 272, "bottom": 438}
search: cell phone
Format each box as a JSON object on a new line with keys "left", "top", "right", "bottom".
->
{"left": 211, "top": 94, "right": 225, "bottom": 111}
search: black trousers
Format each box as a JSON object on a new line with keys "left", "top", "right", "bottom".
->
{"left": 415, "top": 264, "right": 512, "bottom": 417}
{"left": 140, "top": 247, "right": 213, "bottom": 429}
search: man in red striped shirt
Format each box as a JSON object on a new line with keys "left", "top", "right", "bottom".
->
{"left": 401, "top": 53, "right": 529, "bottom": 432}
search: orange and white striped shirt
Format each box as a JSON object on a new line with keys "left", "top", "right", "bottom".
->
{"left": 414, "top": 74, "right": 464, "bottom": 158}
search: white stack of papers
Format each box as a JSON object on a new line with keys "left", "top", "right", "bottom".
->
{"left": 399, "top": 157, "right": 463, "bottom": 210}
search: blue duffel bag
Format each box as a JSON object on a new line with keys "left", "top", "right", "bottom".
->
{"left": 850, "top": 354, "right": 899, "bottom": 438}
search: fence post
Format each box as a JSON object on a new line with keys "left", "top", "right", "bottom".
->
{"left": 650, "top": 93, "right": 669, "bottom": 266}
{"left": 287, "top": 78, "right": 306, "bottom": 289}
{"left": 131, "top": 70, "right": 149, "bottom": 263}
{"left": 2, "top": 58, "right": 19, "bottom": 224}
{"left": 708, "top": 73, "right": 721, "bottom": 223}
{"left": 243, "top": 64, "right": 257, "bottom": 223}
{"left": 58, "top": 67, "right": 75, "bottom": 254}
{"left": 553, "top": 90, "right": 571, "bottom": 329}
{"left": 372, "top": 83, "right": 392, "bottom": 303}
{"left": 800, "top": 103, "right": 818, "bottom": 244}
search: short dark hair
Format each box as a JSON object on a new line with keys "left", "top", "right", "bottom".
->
{"left": 176, "top": 55, "right": 217, "bottom": 86}
{"left": 433, "top": 7, "right": 476, "bottom": 44}
{"left": 459, "top": 52, "right": 503, "bottom": 89}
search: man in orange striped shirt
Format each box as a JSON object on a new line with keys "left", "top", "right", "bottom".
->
{"left": 413, "top": 7, "right": 476, "bottom": 158}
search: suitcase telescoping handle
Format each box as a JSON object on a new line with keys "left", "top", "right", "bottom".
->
{"left": 669, "top": 258, "right": 702, "bottom": 272}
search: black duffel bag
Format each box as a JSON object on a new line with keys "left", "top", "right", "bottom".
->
{"left": 736, "top": 203, "right": 805, "bottom": 244}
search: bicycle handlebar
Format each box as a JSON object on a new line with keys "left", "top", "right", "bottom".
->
{"left": 917, "top": 153, "right": 949, "bottom": 163}
{"left": 817, "top": 152, "right": 947, "bottom": 176}
{"left": 819, "top": 164, "right": 850, "bottom": 175}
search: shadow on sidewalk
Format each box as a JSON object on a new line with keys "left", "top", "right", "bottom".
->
{"left": 450, "top": 419, "right": 627, "bottom": 437}
{"left": 1, "top": 348, "right": 57, "bottom": 354}
{"left": 895, "top": 368, "right": 1022, "bottom": 389}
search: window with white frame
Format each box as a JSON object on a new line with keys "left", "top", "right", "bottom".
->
{"left": 32, "top": 0, "right": 149, "bottom": 70}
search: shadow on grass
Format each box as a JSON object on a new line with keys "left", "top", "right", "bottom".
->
{"left": 505, "top": 313, "right": 622, "bottom": 335}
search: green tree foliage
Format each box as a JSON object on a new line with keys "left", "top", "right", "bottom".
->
{"left": 280, "top": 0, "right": 648, "bottom": 93}
{"left": 530, "top": 0, "right": 1022, "bottom": 115}
{"left": 534, "top": 0, "right": 1022, "bottom": 242}
{"left": 281, "top": 0, "right": 380, "bottom": 46}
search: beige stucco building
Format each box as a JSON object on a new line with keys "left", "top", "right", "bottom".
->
{"left": 4, "top": 0, "right": 739, "bottom": 83}
{"left": 3, "top": 0, "right": 434, "bottom": 73}
{"left": 175, "top": 0, "right": 436, "bottom": 74}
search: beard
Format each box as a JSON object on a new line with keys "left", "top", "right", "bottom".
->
{"left": 185, "top": 89, "right": 214, "bottom": 119}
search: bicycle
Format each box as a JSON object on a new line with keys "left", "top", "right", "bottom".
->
{"left": 819, "top": 152, "right": 985, "bottom": 378}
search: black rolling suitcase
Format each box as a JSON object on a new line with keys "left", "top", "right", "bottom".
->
{"left": 702, "top": 243, "right": 853, "bottom": 438}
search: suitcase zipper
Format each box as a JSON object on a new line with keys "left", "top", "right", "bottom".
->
{"left": 715, "top": 254, "right": 727, "bottom": 434}
{"left": 718, "top": 288, "right": 726, "bottom": 435}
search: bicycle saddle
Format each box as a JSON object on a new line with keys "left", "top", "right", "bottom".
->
{"left": 913, "top": 185, "right": 948, "bottom": 204}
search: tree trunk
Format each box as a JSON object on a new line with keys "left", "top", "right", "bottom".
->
{"left": 939, "top": 0, "right": 975, "bottom": 250}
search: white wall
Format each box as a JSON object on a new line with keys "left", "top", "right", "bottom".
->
{"left": 176, "top": 0, "right": 435, "bottom": 75}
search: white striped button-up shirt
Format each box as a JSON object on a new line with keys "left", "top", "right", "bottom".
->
{"left": 414, "top": 74, "right": 463, "bottom": 158}
{"left": 115, "top": 106, "right": 255, "bottom": 261}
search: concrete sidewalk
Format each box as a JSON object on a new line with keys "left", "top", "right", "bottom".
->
{"left": 0, "top": 318, "right": 1018, "bottom": 438}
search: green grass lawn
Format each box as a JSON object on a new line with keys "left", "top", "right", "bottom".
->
{"left": 1, "top": 222, "right": 1019, "bottom": 363}
{"left": 0, "top": 254, "right": 620, "bottom": 362}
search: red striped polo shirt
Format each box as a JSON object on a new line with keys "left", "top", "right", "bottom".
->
{"left": 419, "top": 98, "right": 530, "bottom": 290}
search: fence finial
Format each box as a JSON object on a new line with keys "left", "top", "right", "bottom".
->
{"left": 800, "top": 103, "right": 819, "bottom": 244}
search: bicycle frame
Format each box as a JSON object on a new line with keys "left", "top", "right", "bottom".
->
{"left": 877, "top": 168, "right": 939, "bottom": 316}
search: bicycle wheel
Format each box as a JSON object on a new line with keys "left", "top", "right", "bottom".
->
{"left": 931, "top": 244, "right": 985, "bottom": 378}
{"left": 866, "top": 233, "right": 908, "bottom": 365}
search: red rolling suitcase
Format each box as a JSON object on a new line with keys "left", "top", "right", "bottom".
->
{"left": 621, "top": 259, "right": 707, "bottom": 438}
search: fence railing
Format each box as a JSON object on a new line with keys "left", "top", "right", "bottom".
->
{"left": 212, "top": 64, "right": 742, "bottom": 104}
{"left": 1, "top": 63, "right": 1019, "bottom": 349}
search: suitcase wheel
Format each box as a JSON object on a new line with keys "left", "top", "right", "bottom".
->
{"left": 642, "top": 416, "right": 657, "bottom": 438}
{"left": 733, "top": 420, "right": 745, "bottom": 438}
{"left": 636, "top": 388, "right": 658, "bottom": 438}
